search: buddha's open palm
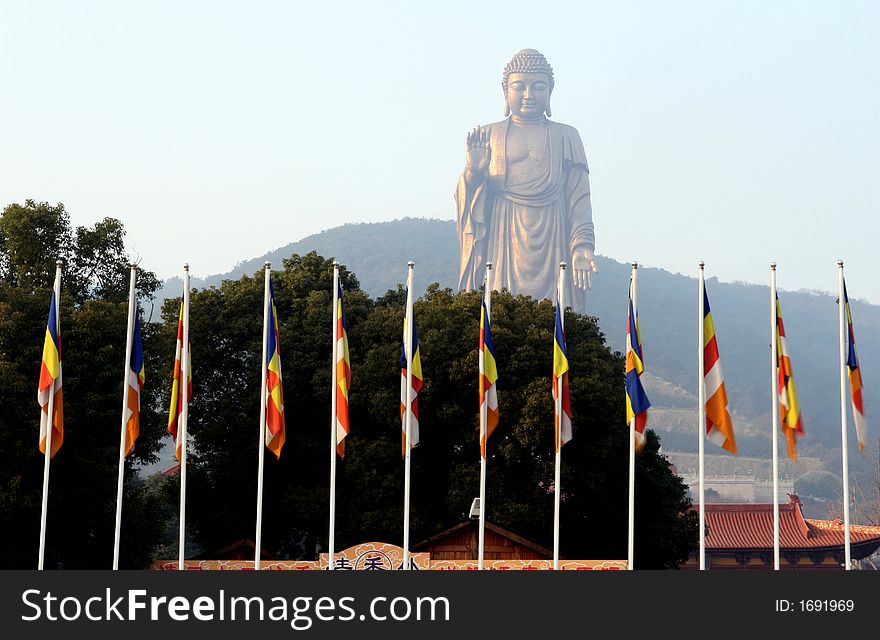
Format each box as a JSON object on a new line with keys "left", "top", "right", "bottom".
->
{"left": 466, "top": 126, "right": 491, "bottom": 175}
{"left": 573, "top": 248, "right": 598, "bottom": 290}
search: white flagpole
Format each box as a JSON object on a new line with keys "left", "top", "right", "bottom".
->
{"left": 254, "top": 262, "right": 271, "bottom": 571}
{"left": 113, "top": 264, "right": 138, "bottom": 570}
{"left": 402, "top": 261, "right": 415, "bottom": 570}
{"left": 770, "top": 262, "right": 780, "bottom": 571}
{"left": 478, "top": 262, "right": 492, "bottom": 570}
{"left": 178, "top": 264, "right": 191, "bottom": 571}
{"left": 37, "top": 260, "right": 62, "bottom": 571}
{"left": 837, "top": 260, "right": 852, "bottom": 569}
{"left": 329, "top": 262, "right": 340, "bottom": 570}
{"left": 627, "top": 262, "right": 638, "bottom": 571}
{"left": 697, "top": 262, "right": 706, "bottom": 571}
{"left": 553, "top": 261, "right": 566, "bottom": 570}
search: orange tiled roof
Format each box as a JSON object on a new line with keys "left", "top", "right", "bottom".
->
{"left": 701, "top": 495, "right": 880, "bottom": 550}
{"left": 161, "top": 463, "right": 180, "bottom": 477}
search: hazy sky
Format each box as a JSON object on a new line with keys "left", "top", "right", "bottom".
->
{"left": 2, "top": 1, "right": 877, "bottom": 300}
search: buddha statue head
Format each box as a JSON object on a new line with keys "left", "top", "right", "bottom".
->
{"left": 502, "top": 49, "right": 555, "bottom": 119}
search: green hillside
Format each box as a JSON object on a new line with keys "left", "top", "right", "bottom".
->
{"left": 158, "top": 217, "right": 879, "bottom": 495}
{"left": 161, "top": 218, "right": 459, "bottom": 301}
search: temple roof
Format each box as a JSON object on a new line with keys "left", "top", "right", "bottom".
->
{"left": 191, "top": 538, "right": 277, "bottom": 561}
{"left": 702, "top": 494, "right": 880, "bottom": 551}
{"left": 412, "top": 520, "right": 554, "bottom": 558}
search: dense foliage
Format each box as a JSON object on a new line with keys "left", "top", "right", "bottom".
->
{"left": 171, "top": 252, "right": 697, "bottom": 568}
{"left": 1, "top": 201, "right": 697, "bottom": 568}
{"left": 0, "top": 201, "right": 165, "bottom": 568}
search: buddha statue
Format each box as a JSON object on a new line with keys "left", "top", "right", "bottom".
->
{"left": 456, "top": 49, "right": 596, "bottom": 310}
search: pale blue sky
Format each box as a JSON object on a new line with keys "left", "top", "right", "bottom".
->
{"left": 1, "top": 1, "right": 877, "bottom": 300}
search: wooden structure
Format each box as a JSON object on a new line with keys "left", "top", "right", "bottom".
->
{"left": 412, "top": 520, "right": 553, "bottom": 561}
{"left": 685, "top": 494, "right": 880, "bottom": 570}
{"left": 191, "top": 539, "right": 277, "bottom": 562}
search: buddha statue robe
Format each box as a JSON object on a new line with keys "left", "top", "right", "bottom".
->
{"left": 456, "top": 117, "right": 595, "bottom": 311}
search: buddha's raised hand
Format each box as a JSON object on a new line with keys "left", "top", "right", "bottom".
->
{"left": 465, "top": 126, "right": 491, "bottom": 178}
{"left": 573, "top": 248, "right": 598, "bottom": 290}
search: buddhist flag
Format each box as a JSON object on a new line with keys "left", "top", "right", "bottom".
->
{"left": 124, "top": 315, "right": 145, "bottom": 457}
{"left": 626, "top": 295, "right": 651, "bottom": 452}
{"left": 479, "top": 292, "right": 499, "bottom": 459}
{"left": 167, "top": 302, "right": 192, "bottom": 460}
{"left": 703, "top": 287, "right": 737, "bottom": 454}
{"left": 553, "top": 296, "right": 572, "bottom": 451}
{"left": 775, "top": 293, "right": 803, "bottom": 460}
{"left": 265, "top": 280, "right": 286, "bottom": 458}
{"left": 38, "top": 286, "right": 64, "bottom": 458}
{"left": 335, "top": 281, "right": 351, "bottom": 458}
{"left": 400, "top": 299, "right": 423, "bottom": 455}
{"left": 843, "top": 282, "right": 867, "bottom": 452}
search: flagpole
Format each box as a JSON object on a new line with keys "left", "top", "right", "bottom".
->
{"left": 254, "top": 262, "right": 271, "bottom": 571}
{"left": 553, "top": 262, "right": 566, "bottom": 570}
{"left": 770, "top": 262, "right": 780, "bottom": 571}
{"left": 837, "top": 260, "right": 852, "bottom": 569}
{"left": 113, "top": 264, "right": 138, "bottom": 570}
{"left": 697, "top": 262, "right": 706, "bottom": 571}
{"left": 478, "top": 263, "right": 492, "bottom": 571}
{"left": 37, "top": 260, "right": 62, "bottom": 571}
{"left": 329, "top": 262, "right": 340, "bottom": 570}
{"left": 627, "top": 262, "right": 638, "bottom": 571}
{"left": 403, "top": 261, "right": 415, "bottom": 570}
{"left": 178, "top": 264, "right": 191, "bottom": 571}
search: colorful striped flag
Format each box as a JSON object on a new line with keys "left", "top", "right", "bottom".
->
{"left": 703, "top": 287, "right": 737, "bottom": 454}
{"left": 38, "top": 287, "right": 64, "bottom": 458}
{"left": 335, "top": 280, "right": 351, "bottom": 458}
{"left": 552, "top": 296, "right": 572, "bottom": 451}
{"left": 167, "top": 302, "right": 192, "bottom": 461}
{"left": 843, "top": 282, "right": 867, "bottom": 452}
{"left": 400, "top": 300, "right": 423, "bottom": 456}
{"left": 265, "top": 279, "right": 286, "bottom": 458}
{"left": 124, "top": 314, "right": 145, "bottom": 457}
{"left": 479, "top": 291, "right": 499, "bottom": 459}
{"left": 775, "top": 293, "right": 803, "bottom": 460}
{"left": 626, "top": 294, "right": 651, "bottom": 452}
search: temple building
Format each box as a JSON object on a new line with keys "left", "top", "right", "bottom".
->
{"left": 685, "top": 494, "right": 880, "bottom": 570}
{"left": 412, "top": 520, "right": 553, "bottom": 561}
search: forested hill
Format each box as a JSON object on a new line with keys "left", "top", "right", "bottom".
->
{"left": 159, "top": 217, "right": 879, "bottom": 473}
{"left": 161, "top": 218, "right": 460, "bottom": 303}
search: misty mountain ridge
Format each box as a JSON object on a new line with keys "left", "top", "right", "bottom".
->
{"left": 157, "top": 218, "right": 879, "bottom": 494}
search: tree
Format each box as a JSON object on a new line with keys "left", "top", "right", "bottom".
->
{"left": 157, "top": 252, "right": 367, "bottom": 558}
{"left": 0, "top": 200, "right": 73, "bottom": 291}
{"left": 0, "top": 201, "right": 165, "bottom": 568}
{"left": 177, "top": 253, "right": 697, "bottom": 568}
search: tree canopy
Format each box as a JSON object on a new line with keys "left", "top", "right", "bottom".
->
{"left": 0, "top": 200, "right": 165, "bottom": 568}
{"left": 0, "top": 200, "right": 697, "bottom": 568}
{"left": 172, "top": 252, "right": 697, "bottom": 568}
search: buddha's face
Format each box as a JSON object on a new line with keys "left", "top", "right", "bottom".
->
{"left": 506, "top": 72, "right": 551, "bottom": 120}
